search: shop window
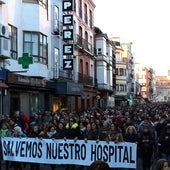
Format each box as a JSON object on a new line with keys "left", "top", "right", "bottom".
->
{"left": 30, "top": 93, "right": 39, "bottom": 113}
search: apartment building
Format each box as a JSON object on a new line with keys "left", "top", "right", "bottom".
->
{"left": 121, "top": 42, "right": 135, "bottom": 105}
{"left": 0, "top": 0, "right": 98, "bottom": 115}
{"left": 135, "top": 63, "right": 156, "bottom": 102}
{"left": 109, "top": 38, "right": 135, "bottom": 106}
{"left": 54, "top": 0, "right": 96, "bottom": 112}
{"left": 94, "top": 27, "right": 116, "bottom": 109}
{"left": 155, "top": 75, "right": 170, "bottom": 102}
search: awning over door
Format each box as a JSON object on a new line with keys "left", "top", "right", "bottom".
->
{"left": 0, "top": 82, "right": 8, "bottom": 88}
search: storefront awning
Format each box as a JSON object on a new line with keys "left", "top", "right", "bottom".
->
{"left": 0, "top": 82, "right": 8, "bottom": 88}
{"left": 56, "top": 81, "right": 84, "bottom": 96}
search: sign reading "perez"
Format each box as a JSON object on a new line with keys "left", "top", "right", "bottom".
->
{"left": 62, "top": 0, "right": 73, "bottom": 70}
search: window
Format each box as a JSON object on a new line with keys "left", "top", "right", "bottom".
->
{"left": 23, "top": 32, "right": 48, "bottom": 64}
{"left": 84, "top": 3, "right": 88, "bottom": 24}
{"left": 97, "top": 48, "right": 101, "bottom": 55}
{"left": 54, "top": 48, "right": 59, "bottom": 64}
{"left": 80, "top": 59, "right": 83, "bottom": 74}
{"left": 115, "top": 68, "right": 118, "bottom": 75}
{"left": 85, "top": 62, "right": 88, "bottom": 75}
{"left": 116, "top": 84, "right": 119, "bottom": 91}
{"left": 23, "top": 0, "right": 48, "bottom": 9}
{"left": 30, "top": 93, "right": 39, "bottom": 113}
{"left": 120, "top": 84, "right": 124, "bottom": 91}
{"left": 79, "top": 0, "right": 82, "bottom": 18}
{"left": 39, "top": 34, "right": 47, "bottom": 63}
{"left": 119, "top": 68, "right": 124, "bottom": 76}
{"left": 9, "top": 25, "right": 17, "bottom": 59}
{"left": 89, "top": 10, "right": 93, "bottom": 28}
{"left": 53, "top": 6, "right": 59, "bottom": 34}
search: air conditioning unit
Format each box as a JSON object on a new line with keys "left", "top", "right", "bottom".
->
{"left": 0, "top": 24, "right": 9, "bottom": 38}
{"left": 0, "top": 37, "right": 10, "bottom": 58}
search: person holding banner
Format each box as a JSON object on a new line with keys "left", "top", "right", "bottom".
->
{"left": 85, "top": 122, "right": 100, "bottom": 141}
{"left": 124, "top": 125, "right": 139, "bottom": 143}
{"left": 0, "top": 122, "right": 12, "bottom": 170}
{"left": 124, "top": 125, "right": 139, "bottom": 170}
{"left": 27, "top": 124, "right": 41, "bottom": 170}
{"left": 98, "top": 120, "right": 111, "bottom": 142}
{"left": 107, "top": 122, "right": 119, "bottom": 142}
{"left": 11, "top": 125, "right": 27, "bottom": 170}
{"left": 64, "top": 117, "right": 81, "bottom": 170}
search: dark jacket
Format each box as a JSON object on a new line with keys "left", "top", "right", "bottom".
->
{"left": 65, "top": 122, "right": 80, "bottom": 139}
{"left": 159, "top": 128, "right": 170, "bottom": 154}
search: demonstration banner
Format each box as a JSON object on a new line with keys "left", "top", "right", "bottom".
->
{"left": 1, "top": 137, "right": 137, "bottom": 168}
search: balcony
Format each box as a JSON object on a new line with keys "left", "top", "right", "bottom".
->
{"left": 74, "top": 34, "right": 94, "bottom": 55}
{"left": 78, "top": 72, "right": 94, "bottom": 86}
{"left": 97, "top": 83, "right": 113, "bottom": 92}
{"left": 58, "top": 69, "right": 73, "bottom": 80}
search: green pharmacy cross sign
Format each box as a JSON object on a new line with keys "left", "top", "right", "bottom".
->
{"left": 18, "top": 53, "right": 33, "bottom": 69}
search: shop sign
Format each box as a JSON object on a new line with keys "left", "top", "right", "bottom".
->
{"left": 63, "top": 59, "right": 73, "bottom": 70}
{"left": 62, "top": 0, "right": 73, "bottom": 70}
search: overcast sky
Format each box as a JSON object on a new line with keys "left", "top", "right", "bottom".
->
{"left": 93, "top": 0, "right": 170, "bottom": 75}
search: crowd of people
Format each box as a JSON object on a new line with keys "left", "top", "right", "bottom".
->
{"left": 0, "top": 102, "right": 170, "bottom": 170}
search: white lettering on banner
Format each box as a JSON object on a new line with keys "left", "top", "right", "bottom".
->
{"left": 1, "top": 137, "right": 137, "bottom": 169}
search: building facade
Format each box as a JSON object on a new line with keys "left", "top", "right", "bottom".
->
{"left": 135, "top": 63, "right": 156, "bottom": 102}
{"left": 155, "top": 75, "right": 170, "bottom": 102}
{"left": 0, "top": 0, "right": 53, "bottom": 115}
{"left": 110, "top": 38, "right": 135, "bottom": 106}
{"left": 94, "top": 27, "right": 116, "bottom": 109}
{"left": 0, "top": 0, "right": 98, "bottom": 115}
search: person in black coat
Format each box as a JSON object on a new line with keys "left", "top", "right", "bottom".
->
{"left": 138, "top": 125, "right": 155, "bottom": 170}
{"left": 158, "top": 124, "right": 170, "bottom": 163}
{"left": 124, "top": 125, "right": 139, "bottom": 143}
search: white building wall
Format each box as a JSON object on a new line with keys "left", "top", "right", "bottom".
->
{"left": 96, "top": 37, "right": 107, "bottom": 56}
{"left": 1, "top": 1, "right": 52, "bottom": 78}
{"left": 97, "top": 61, "right": 107, "bottom": 85}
